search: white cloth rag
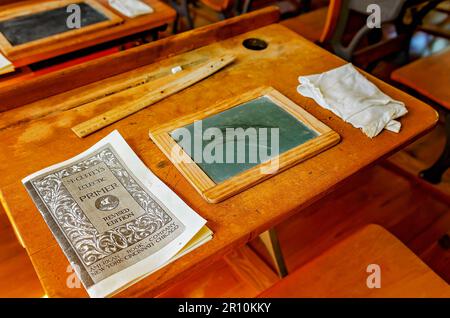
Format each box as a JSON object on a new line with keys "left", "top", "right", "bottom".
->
{"left": 297, "top": 63, "right": 408, "bottom": 138}
{"left": 108, "top": 0, "right": 153, "bottom": 18}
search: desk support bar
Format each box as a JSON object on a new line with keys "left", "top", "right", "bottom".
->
{"left": 259, "top": 229, "right": 288, "bottom": 277}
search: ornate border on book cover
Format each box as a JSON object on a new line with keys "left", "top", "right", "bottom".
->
{"left": 24, "top": 144, "right": 180, "bottom": 287}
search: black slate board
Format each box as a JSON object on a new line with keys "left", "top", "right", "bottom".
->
{"left": 0, "top": 2, "right": 108, "bottom": 46}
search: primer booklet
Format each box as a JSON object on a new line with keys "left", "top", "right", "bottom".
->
{"left": 22, "top": 130, "right": 211, "bottom": 297}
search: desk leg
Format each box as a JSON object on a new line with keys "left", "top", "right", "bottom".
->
{"left": 169, "top": 0, "right": 194, "bottom": 33}
{"left": 149, "top": 24, "right": 167, "bottom": 42}
{"left": 420, "top": 112, "right": 450, "bottom": 184}
{"left": 259, "top": 229, "right": 288, "bottom": 277}
{"left": 182, "top": 0, "right": 194, "bottom": 30}
{"left": 439, "top": 230, "right": 450, "bottom": 250}
{"left": 241, "top": 0, "right": 252, "bottom": 14}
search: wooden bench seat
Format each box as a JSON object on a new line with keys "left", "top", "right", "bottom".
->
{"left": 392, "top": 48, "right": 450, "bottom": 110}
{"left": 280, "top": 6, "right": 328, "bottom": 42}
{"left": 201, "top": 0, "right": 232, "bottom": 12}
{"left": 259, "top": 224, "right": 450, "bottom": 297}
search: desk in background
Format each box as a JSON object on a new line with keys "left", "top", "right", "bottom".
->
{"left": 0, "top": 0, "right": 176, "bottom": 84}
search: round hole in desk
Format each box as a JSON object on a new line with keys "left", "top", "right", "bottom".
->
{"left": 242, "top": 38, "right": 268, "bottom": 51}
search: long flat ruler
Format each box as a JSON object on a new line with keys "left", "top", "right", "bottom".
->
{"left": 72, "top": 54, "right": 236, "bottom": 138}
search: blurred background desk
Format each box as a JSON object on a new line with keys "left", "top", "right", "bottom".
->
{"left": 0, "top": 0, "right": 175, "bottom": 87}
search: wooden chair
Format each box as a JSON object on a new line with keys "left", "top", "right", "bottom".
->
{"left": 391, "top": 49, "right": 450, "bottom": 184}
{"left": 171, "top": 0, "right": 317, "bottom": 33}
{"left": 328, "top": 0, "right": 407, "bottom": 65}
{"left": 259, "top": 224, "right": 450, "bottom": 297}
{"left": 241, "top": 0, "right": 314, "bottom": 17}
{"left": 169, "top": 0, "right": 196, "bottom": 32}
{"left": 281, "top": 0, "right": 341, "bottom": 43}
{"left": 202, "top": 0, "right": 235, "bottom": 19}
{"left": 281, "top": 0, "right": 445, "bottom": 69}
{"left": 201, "top": 0, "right": 303, "bottom": 23}
{"left": 170, "top": 0, "right": 235, "bottom": 33}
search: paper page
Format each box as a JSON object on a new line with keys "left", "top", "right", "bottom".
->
{"left": 108, "top": 0, "right": 154, "bottom": 18}
{"left": 22, "top": 130, "right": 206, "bottom": 297}
{"left": 110, "top": 226, "right": 213, "bottom": 296}
{"left": 0, "top": 52, "right": 14, "bottom": 75}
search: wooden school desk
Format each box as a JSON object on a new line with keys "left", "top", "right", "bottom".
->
{"left": 0, "top": 0, "right": 176, "bottom": 68}
{"left": 0, "top": 7, "right": 439, "bottom": 297}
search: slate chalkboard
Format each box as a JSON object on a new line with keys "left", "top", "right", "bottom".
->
{"left": 0, "top": 2, "right": 108, "bottom": 46}
{"left": 151, "top": 87, "right": 340, "bottom": 203}
{"left": 172, "top": 96, "right": 319, "bottom": 183}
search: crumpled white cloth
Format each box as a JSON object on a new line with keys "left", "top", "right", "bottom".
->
{"left": 297, "top": 63, "right": 408, "bottom": 138}
{"left": 108, "top": 0, "right": 153, "bottom": 18}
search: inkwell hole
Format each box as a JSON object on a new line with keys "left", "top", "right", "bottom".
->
{"left": 242, "top": 38, "right": 268, "bottom": 51}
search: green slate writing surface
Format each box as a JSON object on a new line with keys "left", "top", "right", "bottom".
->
{"left": 171, "top": 96, "right": 318, "bottom": 184}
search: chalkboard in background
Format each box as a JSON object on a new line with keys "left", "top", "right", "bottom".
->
{"left": 0, "top": 2, "right": 108, "bottom": 46}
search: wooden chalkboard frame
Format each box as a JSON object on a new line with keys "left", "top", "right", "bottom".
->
{"left": 0, "top": 0, "right": 123, "bottom": 57}
{"left": 149, "top": 87, "right": 341, "bottom": 203}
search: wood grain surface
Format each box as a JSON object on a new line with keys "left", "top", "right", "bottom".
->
{"left": 73, "top": 54, "right": 236, "bottom": 137}
{"left": 0, "top": 6, "right": 279, "bottom": 111}
{"left": 0, "top": 10, "right": 439, "bottom": 297}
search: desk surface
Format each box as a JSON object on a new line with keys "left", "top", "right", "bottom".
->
{"left": 0, "top": 0, "right": 176, "bottom": 67}
{"left": 0, "top": 11, "right": 438, "bottom": 297}
{"left": 391, "top": 48, "right": 450, "bottom": 110}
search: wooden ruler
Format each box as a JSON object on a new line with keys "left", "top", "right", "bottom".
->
{"left": 0, "top": 58, "right": 211, "bottom": 132}
{"left": 72, "top": 54, "right": 236, "bottom": 138}
{"left": 61, "top": 57, "right": 210, "bottom": 111}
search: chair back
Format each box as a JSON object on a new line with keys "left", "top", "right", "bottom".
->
{"left": 327, "top": 0, "right": 408, "bottom": 61}
{"left": 319, "top": 0, "right": 343, "bottom": 43}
